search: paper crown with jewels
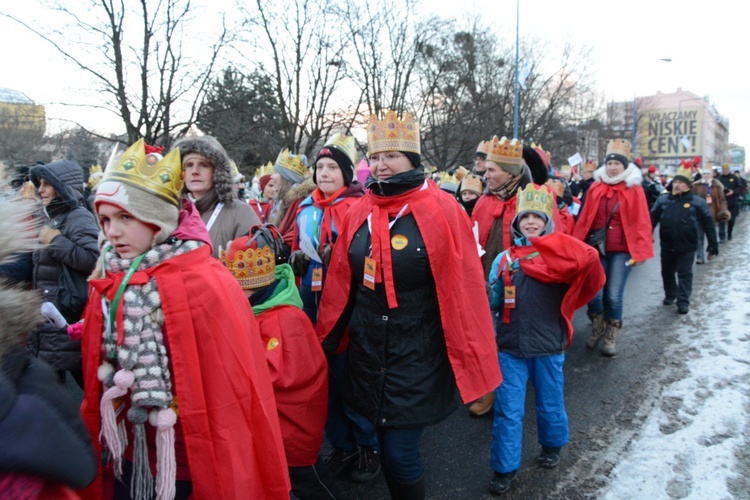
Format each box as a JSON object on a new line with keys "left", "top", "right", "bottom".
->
{"left": 476, "top": 140, "right": 491, "bottom": 156}
{"left": 459, "top": 173, "right": 485, "bottom": 196}
{"left": 219, "top": 234, "right": 276, "bottom": 290}
{"left": 606, "top": 139, "right": 632, "bottom": 161}
{"left": 367, "top": 110, "right": 420, "bottom": 155}
{"left": 486, "top": 136, "right": 524, "bottom": 167}
{"left": 274, "top": 149, "right": 307, "bottom": 179}
{"left": 324, "top": 133, "right": 358, "bottom": 167}
{"left": 583, "top": 160, "right": 598, "bottom": 172}
{"left": 439, "top": 171, "right": 459, "bottom": 187}
{"left": 101, "top": 138, "right": 183, "bottom": 205}
{"left": 516, "top": 183, "right": 554, "bottom": 219}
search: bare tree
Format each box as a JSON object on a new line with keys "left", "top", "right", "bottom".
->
{"left": 241, "top": 0, "right": 349, "bottom": 158}
{"left": 2, "top": 0, "right": 232, "bottom": 145}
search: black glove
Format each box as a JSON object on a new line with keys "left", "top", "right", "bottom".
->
{"left": 289, "top": 250, "right": 311, "bottom": 276}
{"left": 320, "top": 243, "right": 333, "bottom": 267}
{"left": 707, "top": 244, "right": 719, "bottom": 258}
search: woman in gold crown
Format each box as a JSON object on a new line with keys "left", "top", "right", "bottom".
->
{"left": 78, "top": 140, "right": 290, "bottom": 499}
{"left": 573, "top": 139, "right": 654, "bottom": 356}
{"left": 316, "top": 110, "right": 501, "bottom": 499}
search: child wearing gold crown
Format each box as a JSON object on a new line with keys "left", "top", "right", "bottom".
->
{"left": 487, "top": 184, "right": 605, "bottom": 495}
{"left": 79, "top": 140, "right": 290, "bottom": 499}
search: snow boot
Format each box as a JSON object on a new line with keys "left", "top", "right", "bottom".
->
{"left": 489, "top": 470, "right": 518, "bottom": 495}
{"left": 601, "top": 319, "right": 622, "bottom": 357}
{"left": 586, "top": 313, "right": 606, "bottom": 349}
{"left": 537, "top": 446, "right": 562, "bottom": 468}
{"left": 385, "top": 473, "right": 425, "bottom": 500}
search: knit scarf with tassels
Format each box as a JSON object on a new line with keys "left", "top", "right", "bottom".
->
{"left": 97, "top": 239, "right": 201, "bottom": 500}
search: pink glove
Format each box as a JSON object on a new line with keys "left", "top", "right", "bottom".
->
{"left": 67, "top": 322, "right": 84, "bottom": 341}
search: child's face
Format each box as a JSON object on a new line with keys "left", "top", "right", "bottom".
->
{"left": 519, "top": 212, "right": 546, "bottom": 238}
{"left": 97, "top": 203, "right": 157, "bottom": 259}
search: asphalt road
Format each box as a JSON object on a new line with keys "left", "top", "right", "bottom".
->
{"left": 334, "top": 216, "right": 749, "bottom": 499}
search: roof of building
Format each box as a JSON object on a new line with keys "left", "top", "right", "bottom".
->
{"left": 0, "top": 87, "right": 35, "bottom": 105}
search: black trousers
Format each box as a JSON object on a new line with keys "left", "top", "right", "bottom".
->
{"left": 718, "top": 206, "right": 740, "bottom": 240}
{"left": 661, "top": 250, "right": 695, "bottom": 307}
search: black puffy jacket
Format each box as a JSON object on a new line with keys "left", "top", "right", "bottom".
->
{"left": 27, "top": 161, "right": 99, "bottom": 371}
{"left": 650, "top": 191, "right": 717, "bottom": 253}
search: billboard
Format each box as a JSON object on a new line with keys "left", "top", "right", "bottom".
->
{"left": 639, "top": 107, "right": 704, "bottom": 160}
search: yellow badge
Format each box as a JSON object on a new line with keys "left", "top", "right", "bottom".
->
{"left": 683, "top": 203, "right": 691, "bottom": 208}
{"left": 267, "top": 337, "right": 280, "bottom": 350}
{"left": 391, "top": 234, "right": 408, "bottom": 250}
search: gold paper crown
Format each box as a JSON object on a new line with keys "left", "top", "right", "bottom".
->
{"left": 324, "top": 133, "right": 358, "bottom": 167}
{"left": 454, "top": 166, "right": 469, "bottom": 181}
{"left": 102, "top": 139, "right": 183, "bottom": 206}
{"left": 439, "top": 171, "right": 458, "bottom": 186}
{"left": 516, "top": 183, "right": 554, "bottom": 219}
{"left": 606, "top": 139, "right": 632, "bottom": 161}
{"left": 257, "top": 162, "right": 274, "bottom": 178}
{"left": 674, "top": 164, "right": 694, "bottom": 182}
{"left": 459, "top": 174, "right": 484, "bottom": 195}
{"left": 486, "top": 136, "right": 523, "bottom": 167}
{"left": 367, "top": 110, "right": 420, "bottom": 155}
{"left": 476, "top": 140, "right": 490, "bottom": 155}
{"left": 219, "top": 241, "right": 275, "bottom": 290}
{"left": 229, "top": 160, "right": 243, "bottom": 181}
{"left": 274, "top": 149, "right": 306, "bottom": 179}
{"left": 88, "top": 164, "right": 104, "bottom": 188}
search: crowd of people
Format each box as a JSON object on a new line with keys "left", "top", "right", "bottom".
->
{"left": 0, "top": 111, "right": 747, "bottom": 499}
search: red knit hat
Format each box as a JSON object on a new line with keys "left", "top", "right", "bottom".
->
{"left": 259, "top": 175, "right": 272, "bottom": 193}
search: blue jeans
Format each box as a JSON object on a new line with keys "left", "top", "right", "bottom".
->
{"left": 377, "top": 427, "right": 425, "bottom": 483}
{"left": 490, "top": 352, "right": 568, "bottom": 473}
{"left": 587, "top": 252, "right": 633, "bottom": 322}
{"left": 325, "top": 353, "right": 378, "bottom": 452}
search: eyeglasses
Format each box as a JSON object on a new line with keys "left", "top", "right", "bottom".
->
{"left": 368, "top": 153, "right": 405, "bottom": 164}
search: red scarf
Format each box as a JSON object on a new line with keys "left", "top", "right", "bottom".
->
{"left": 310, "top": 186, "right": 348, "bottom": 249}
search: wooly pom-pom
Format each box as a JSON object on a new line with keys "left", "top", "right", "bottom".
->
{"left": 156, "top": 408, "right": 177, "bottom": 429}
{"left": 98, "top": 362, "right": 114, "bottom": 383}
{"left": 127, "top": 406, "right": 149, "bottom": 424}
{"left": 113, "top": 369, "right": 135, "bottom": 389}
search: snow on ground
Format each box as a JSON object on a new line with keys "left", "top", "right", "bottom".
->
{"left": 603, "top": 224, "right": 750, "bottom": 500}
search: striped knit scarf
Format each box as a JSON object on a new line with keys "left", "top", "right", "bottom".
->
{"left": 98, "top": 239, "right": 201, "bottom": 500}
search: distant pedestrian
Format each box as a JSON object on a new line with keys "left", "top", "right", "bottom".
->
{"left": 573, "top": 139, "right": 654, "bottom": 357}
{"left": 651, "top": 164, "right": 718, "bottom": 314}
{"left": 691, "top": 168, "right": 729, "bottom": 264}
{"left": 717, "top": 164, "right": 742, "bottom": 241}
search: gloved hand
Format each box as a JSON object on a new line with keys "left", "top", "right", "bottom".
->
{"left": 320, "top": 244, "right": 333, "bottom": 267}
{"left": 67, "top": 321, "right": 84, "bottom": 341}
{"left": 707, "top": 244, "right": 719, "bottom": 258}
{"left": 289, "top": 250, "right": 311, "bottom": 277}
{"left": 38, "top": 225, "right": 61, "bottom": 245}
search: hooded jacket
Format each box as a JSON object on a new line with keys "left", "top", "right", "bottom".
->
{"left": 27, "top": 161, "right": 99, "bottom": 370}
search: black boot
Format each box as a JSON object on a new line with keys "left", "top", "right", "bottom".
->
{"left": 385, "top": 473, "right": 425, "bottom": 500}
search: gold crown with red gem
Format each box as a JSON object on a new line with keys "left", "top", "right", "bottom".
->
{"left": 367, "top": 110, "right": 420, "bottom": 155}
{"left": 219, "top": 236, "right": 275, "bottom": 290}
{"left": 486, "top": 136, "right": 523, "bottom": 167}
{"left": 102, "top": 138, "right": 183, "bottom": 206}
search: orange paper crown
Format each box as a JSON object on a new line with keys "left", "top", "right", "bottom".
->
{"left": 583, "top": 160, "right": 598, "bottom": 172}
{"left": 459, "top": 174, "right": 485, "bottom": 196}
{"left": 367, "top": 110, "right": 420, "bottom": 155}
{"left": 476, "top": 140, "right": 491, "bottom": 155}
{"left": 486, "top": 136, "right": 523, "bottom": 167}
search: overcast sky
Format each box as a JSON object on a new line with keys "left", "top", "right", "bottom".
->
{"left": 1, "top": 0, "right": 747, "bottom": 163}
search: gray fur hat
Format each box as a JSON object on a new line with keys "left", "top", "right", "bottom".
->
{"left": 172, "top": 135, "right": 235, "bottom": 204}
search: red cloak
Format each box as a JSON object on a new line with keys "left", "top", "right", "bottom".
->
{"left": 510, "top": 233, "right": 606, "bottom": 346}
{"left": 256, "top": 305, "right": 328, "bottom": 467}
{"left": 572, "top": 181, "right": 654, "bottom": 263}
{"left": 316, "top": 180, "right": 501, "bottom": 404}
{"left": 79, "top": 245, "right": 290, "bottom": 499}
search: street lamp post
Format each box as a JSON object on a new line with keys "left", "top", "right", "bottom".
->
{"left": 512, "top": 0, "right": 520, "bottom": 139}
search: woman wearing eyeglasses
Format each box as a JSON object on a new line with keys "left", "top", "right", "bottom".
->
{"left": 316, "top": 110, "right": 501, "bottom": 499}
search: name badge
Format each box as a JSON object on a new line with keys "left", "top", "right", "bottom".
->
{"left": 504, "top": 286, "right": 516, "bottom": 309}
{"left": 363, "top": 256, "right": 377, "bottom": 290}
{"left": 311, "top": 267, "right": 323, "bottom": 292}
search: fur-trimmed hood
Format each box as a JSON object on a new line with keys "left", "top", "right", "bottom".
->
{"left": 284, "top": 176, "right": 316, "bottom": 204}
{"left": 173, "top": 135, "right": 236, "bottom": 205}
{"left": 593, "top": 163, "right": 643, "bottom": 188}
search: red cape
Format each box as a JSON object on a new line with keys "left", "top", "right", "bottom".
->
{"left": 79, "top": 245, "right": 290, "bottom": 499}
{"left": 572, "top": 181, "right": 654, "bottom": 262}
{"left": 257, "top": 305, "right": 328, "bottom": 467}
{"left": 511, "top": 233, "right": 606, "bottom": 346}
{"left": 316, "top": 180, "right": 502, "bottom": 404}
